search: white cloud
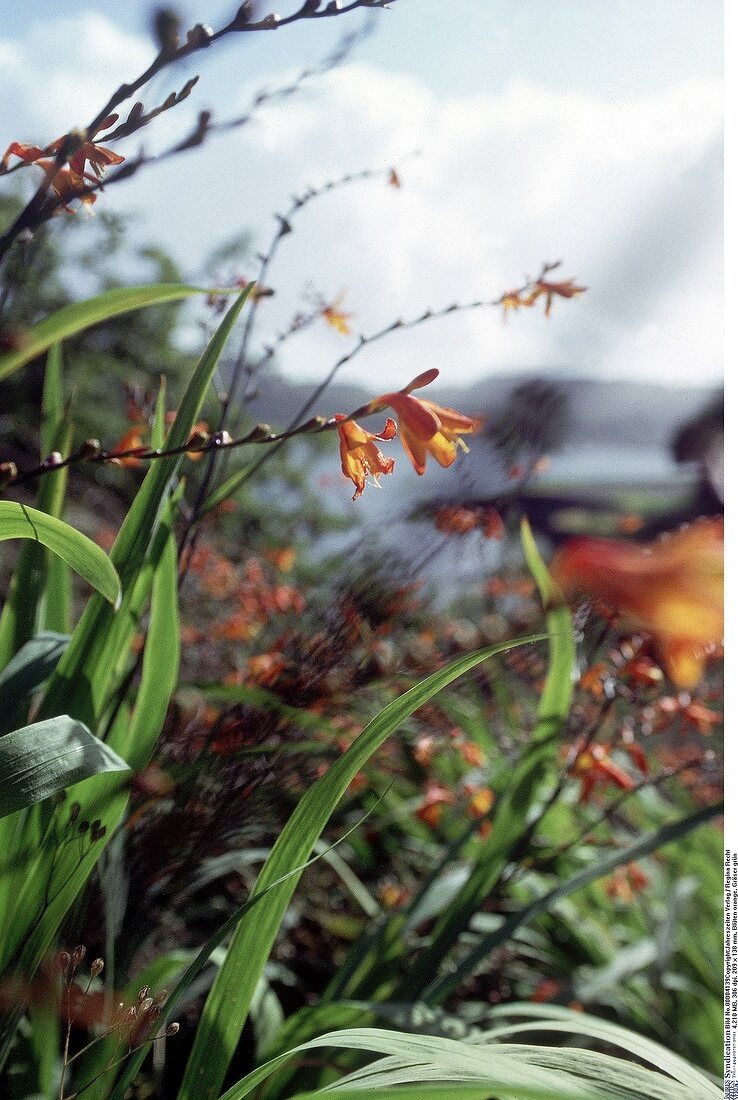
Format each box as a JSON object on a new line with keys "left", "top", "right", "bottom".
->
{"left": 0, "top": 12, "right": 151, "bottom": 135}
{"left": 0, "top": 14, "right": 723, "bottom": 391}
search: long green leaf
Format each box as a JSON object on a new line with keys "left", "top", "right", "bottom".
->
{"left": 178, "top": 636, "right": 544, "bottom": 1100}
{"left": 0, "top": 631, "right": 69, "bottom": 736}
{"left": 0, "top": 716, "right": 128, "bottom": 818}
{"left": 37, "top": 285, "right": 251, "bottom": 730}
{"left": 0, "top": 284, "right": 229, "bottom": 380}
{"left": 215, "top": 1026, "right": 712, "bottom": 1100}
{"left": 399, "top": 520, "right": 575, "bottom": 999}
{"left": 0, "top": 347, "right": 71, "bottom": 665}
{"left": 424, "top": 800, "right": 722, "bottom": 1002}
{"left": 0, "top": 501, "right": 120, "bottom": 609}
{"left": 40, "top": 344, "right": 72, "bottom": 635}
{"left": 0, "top": 291, "right": 251, "bottom": 1073}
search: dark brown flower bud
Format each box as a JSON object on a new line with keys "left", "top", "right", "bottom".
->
{"left": 186, "top": 23, "right": 213, "bottom": 47}
{"left": 78, "top": 439, "right": 101, "bottom": 460}
{"left": 152, "top": 7, "right": 182, "bottom": 53}
{"left": 0, "top": 461, "right": 18, "bottom": 487}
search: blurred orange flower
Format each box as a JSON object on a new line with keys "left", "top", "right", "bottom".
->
{"left": 336, "top": 415, "right": 396, "bottom": 500}
{"left": 109, "top": 427, "right": 148, "bottom": 467}
{"left": 321, "top": 294, "right": 353, "bottom": 335}
{"left": 370, "top": 368, "right": 482, "bottom": 475}
{"left": 571, "top": 741, "right": 636, "bottom": 803}
{"left": 605, "top": 862, "right": 649, "bottom": 903}
{"left": 416, "top": 782, "right": 455, "bottom": 827}
{"left": 551, "top": 518, "right": 723, "bottom": 689}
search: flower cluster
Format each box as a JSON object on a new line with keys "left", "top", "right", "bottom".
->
{"left": 336, "top": 368, "right": 482, "bottom": 499}
{"left": 2, "top": 116, "right": 124, "bottom": 212}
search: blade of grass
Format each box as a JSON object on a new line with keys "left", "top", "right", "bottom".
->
{"left": 176, "top": 636, "right": 543, "bottom": 1100}
{"left": 399, "top": 520, "right": 575, "bottom": 999}
{"left": 0, "top": 284, "right": 232, "bottom": 380}
{"left": 423, "top": 800, "right": 722, "bottom": 1002}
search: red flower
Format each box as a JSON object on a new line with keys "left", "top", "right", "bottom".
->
{"left": 336, "top": 415, "right": 396, "bottom": 500}
{"left": 370, "top": 369, "right": 482, "bottom": 475}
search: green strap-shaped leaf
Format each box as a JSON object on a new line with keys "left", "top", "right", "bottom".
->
{"left": 0, "top": 284, "right": 231, "bottom": 381}
{"left": 0, "top": 347, "right": 72, "bottom": 666}
{"left": 0, "top": 502, "right": 120, "bottom": 609}
{"left": 0, "top": 716, "right": 129, "bottom": 818}
{"left": 40, "top": 344, "right": 73, "bottom": 636}
{"left": 177, "top": 636, "right": 544, "bottom": 1100}
{"left": 0, "top": 632, "right": 69, "bottom": 736}
{"left": 399, "top": 519, "right": 575, "bottom": 1000}
{"left": 213, "top": 1025, "right": 716, "bottom": 1100}
{"left": 37, "top": 285, "right": 252, "bottom": 731}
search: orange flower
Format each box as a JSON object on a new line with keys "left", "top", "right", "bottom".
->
{"left": 551, "top": 518, "right": 723, "bottom": 690}
{"left": 109, "top": 427, "right": 148, "bottom": 467}
{"left": 605, "top": 862, "right": 649, "bottom": 903}
{"left": 570, "top": 741, "right": 636, "bottom": 803}
{"left": 336, "top": 415, "right": 396, "bottom": 500}
{"left": 416, "top": 782, "right": 455, "bottom": 827}
{"left": 465, "top": 785, "right": 494, "bottom": 817}
{"left": 321, "top": 294, "right": 353, "bottom": 335}
{"left": 2, "top": 116, "right": 124, "bottom": 212}
{"left": 525, "top": 278, "right": 587, "bottom": 317}
{"left": 370, "top": 368, "right": 482, "bottom": 475}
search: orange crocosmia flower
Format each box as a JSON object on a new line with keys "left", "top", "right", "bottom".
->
{"left": 321, "top": 294, "right": 353, "bottom": 336}
{"left": 3, "top": 116, "right": 124, "bottom": 212}
{"left": 109, "top": 427, "right": 147, "bottom": 467}
{"left": 434, "top": 505, "right": 478, "bottom": 535}
{"left": 466, "top": 785, "right": 494, "bottom": 817}
{"left": 416, "top": 782, "right": 455, "bottom": 828}
{"left": 335, "top": 414, "right": 396, "bottom": 500}
{"left": 605, "top": 862, "right": 649, "bottom": 903}
{"left": 551, "top": 518, "right": 723, "bottom": 690}
{"left": 525, "top": 278, "right": 587, "bottom": 317}
{"left": 458, "top": 740, "right": 486, "bottom": 768}
{"left": 571, "top": 741, "right": 636, "bottom": 804}
{"left": 369, "top": 368, "right": 482, "bottom": 475}
{"left": 264, "top": 547, "right": 297, "bottom": 573}
{"left": 481, "top": 508, "right": 505, "bottom": 540}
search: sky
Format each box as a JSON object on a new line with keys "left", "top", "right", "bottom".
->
{"left": 0, "top": 1, "right": 723, "bottom": 390}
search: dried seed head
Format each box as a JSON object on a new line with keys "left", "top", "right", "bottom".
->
{"left": 59, "top": 951, "right": 71, "bottom": 970}
{"left": 72, "top": 945, "right": 86, "bottom": 966}
{"left": 166, "top": 1022, "right": 180, "bottom": 1037}
{"left": 153, "top": 989, "right": 168, "bottom": 1006}
{"left": 139, "top": 997, "right": 154, "bottom": 1013}
{"left": 90, "top": 958, "right": 104, "bottom": 978}
{"left": 138, "top": 986, "right": 150, "bottom": 1001}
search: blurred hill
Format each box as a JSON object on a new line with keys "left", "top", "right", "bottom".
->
{"left": 238, "top": 369, "right": 716, "bottom": 453}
